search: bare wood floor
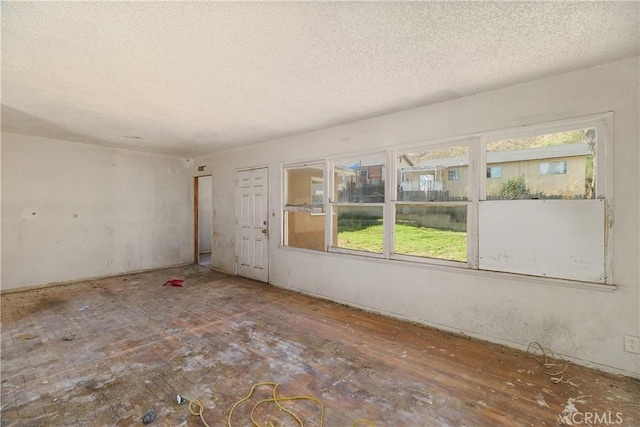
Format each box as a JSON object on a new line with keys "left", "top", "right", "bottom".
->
{"left": 1, "top": 265, "right": 638, "bottom": 426}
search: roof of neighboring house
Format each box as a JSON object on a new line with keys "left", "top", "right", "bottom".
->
{"left": 401, "top": 144, "right": 592, "bottom": 171}
{"left": 487, "top": 143, "right": 592, "bottom": 163}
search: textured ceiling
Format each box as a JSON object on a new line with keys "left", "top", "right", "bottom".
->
{"left": 1, "top": 2, "right": 638, "bottom": 158}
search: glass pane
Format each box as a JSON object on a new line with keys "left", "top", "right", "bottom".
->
{"left": 394, "top": 205, "right": 467, "bottom": 262}
{"left": 486, "top": 128, "right": 596, "bottom": 200}
{"left": 285, "top": 166, "right": 324, "bottom": 206}
{"left": 333, "top": 206, "right": 383, "bottom": 253}
{"left": 397, "top": 145, "right": 469, "bottom": 201}
{"left": 284, "top": 211, "right": 325, "bottom": 251}
{"left": 311, "top": 177, "right": 323, "bottom": 205}
{"left": 334, "top": 155, "right": 385, "bottom": 203}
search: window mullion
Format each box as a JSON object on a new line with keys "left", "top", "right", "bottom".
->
{"left": 479, "top": 137, "right": 488, "bottom": 201}
{"left": 468, "top": 137, "right": 481, "bottom": 268}
{"left": 326, "top": 158, "right": 334, "bottom": 250}
{"left": 596, "top": 118, "right": 610, "bottom": 200}
{"left": 601, "top": 113, "right": 614, "bottom": 284}
{"left": 383, "top": 149, "right": 396, "bottom": 259}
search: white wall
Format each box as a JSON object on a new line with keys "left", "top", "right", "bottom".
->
{"left": 1, "top": 133, "right": 194, "bottom": 290}
{"left": 198, "top": 57, "right": 640, "bottom": 377}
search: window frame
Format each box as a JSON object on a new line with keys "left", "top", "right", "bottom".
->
{"left": 280, "top": 113, "right": 613, "bottom": 286}
{"left": 328, "top": 151, "right": 388, "bottom": 257}
{"left": 479, "top": 113, "right": 612, "bottom": 284}
{"left": 281, "top": 161, "right": 328, "bottom": 251}
{"left": 390, "top": 138, "right": 475, "bottom": 267}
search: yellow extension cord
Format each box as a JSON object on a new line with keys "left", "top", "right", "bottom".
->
{"left": 526, "top": 341, "right": 568, "bottom": 383}
{"left": 179, "top": 382, "right": 376, "bottom": 427}
{"left": 180, "top": 346, "right": 565, "bottom": 425}
{"left": 180, "top": 395, "right": 209, "bottom": 426}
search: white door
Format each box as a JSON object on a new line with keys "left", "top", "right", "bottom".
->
{"left": 236, "top": 168, "right": 269, "bottom": 282}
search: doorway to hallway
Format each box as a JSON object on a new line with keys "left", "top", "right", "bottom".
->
{"left": 194, "top": 175, "right": 212, "bottom": 266}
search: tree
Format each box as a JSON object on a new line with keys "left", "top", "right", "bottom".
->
{"left": 499, "top": 176, "right": 530, "bottom": 199}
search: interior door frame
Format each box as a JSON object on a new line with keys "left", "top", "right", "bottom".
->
{"left": 193, "top": 174, "right": 212, "bottom": 264}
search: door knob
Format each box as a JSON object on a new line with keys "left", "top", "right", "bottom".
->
{"left": 261, "top": 228, "right": 267, "bottom": 234}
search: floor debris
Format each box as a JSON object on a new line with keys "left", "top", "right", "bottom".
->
{"left": 142, "top": 408, "right": 156, "bottom": 424}
{"left": 163, "top": 279, "right": 185, "bottom": 287}
{"left": 535, "top": 393, "right": 549, "bottom": 407}
{"left": 17, "top": 333, "right": 38, "bottom": 340}
{"left": 527, "top": 342, "right": 568, "bottom": 383}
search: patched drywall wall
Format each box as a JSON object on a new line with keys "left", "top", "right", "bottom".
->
{"left": 1, "top": 134, "right": 194, "bottom": 290}
{"left": 199, "top": 57, "right": 640, "bottom": 376}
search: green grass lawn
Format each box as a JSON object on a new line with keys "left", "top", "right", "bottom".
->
{"left": 337, "top": 222, "right": 466, "bottom": 262}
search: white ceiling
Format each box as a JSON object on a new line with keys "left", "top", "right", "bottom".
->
{"left": 1, "top": 2, "right": 638, "bottom": 158}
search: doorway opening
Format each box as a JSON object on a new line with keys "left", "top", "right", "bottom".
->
{"left": 194, "top": 175, "right": 213, "bottom": 266}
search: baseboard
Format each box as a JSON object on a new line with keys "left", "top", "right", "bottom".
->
{"left": 0, "top": 262, "right": 193, "bottom": 294}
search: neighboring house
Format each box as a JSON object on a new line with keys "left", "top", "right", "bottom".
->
{"left": 398, "top": 154, "right": 469, "bottom": 201}
{"left": 336, "top": 164, "right": 385, "bottom": 203}
{"left": 398, "top": 143, "right": 593, "bottom": 200}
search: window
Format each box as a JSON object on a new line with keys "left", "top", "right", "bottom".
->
{"left": 486, "top": 166, "right": 503, "bottom": 178}
{"left": 282, "top": 114, "right": 611, "bottom": 284}
{"left": 332, "top": 154, "right": 386, "bottom": 254}
{"left": 539, "top": 161, "right": 567, "bottom": 175}
{"left": 486, "top": 128, "right": 595, "bottom": 200}
{"left": 479, "top": 121, "right": 608, "bottom": 283}
{"left": 394, "top": 144, "right": 469, "bottom": 262}
{"left": 283, "top": 164, "right": 325, "bottom": 251}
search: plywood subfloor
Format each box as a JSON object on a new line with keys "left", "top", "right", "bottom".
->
{"left": 1, "top": 265, "right": 639, "bottom": 426}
